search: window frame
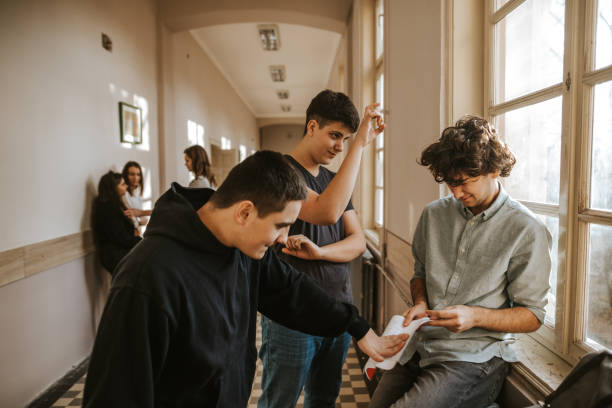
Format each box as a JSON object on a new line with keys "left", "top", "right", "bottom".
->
{"left": 485, "top": 0, "right": 612, "bottom": 363}
{"left": 373, "top": 0, "right": 386, "bottom": 230}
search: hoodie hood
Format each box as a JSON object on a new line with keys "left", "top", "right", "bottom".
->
{"left": 144, "top": 183, "right": 230, "bottom": 255}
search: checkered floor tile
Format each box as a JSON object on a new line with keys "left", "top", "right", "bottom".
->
{"left": 51, "top": 315, "right": 370, "bottom": 407}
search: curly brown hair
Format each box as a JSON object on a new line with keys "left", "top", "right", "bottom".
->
{"left": 419, "top": 115, "right": 516, "bottom": 186}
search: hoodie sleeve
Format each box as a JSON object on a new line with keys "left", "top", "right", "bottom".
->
{"left": 256, "top": 249, "right": 370, "bottom": 340}
{"left": 83, "top": 287, "right": 172, "bottom": 408}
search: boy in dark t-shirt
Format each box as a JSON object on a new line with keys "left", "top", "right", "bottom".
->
{"left": 258, "top": 90, "right": 383, "bottom": 408}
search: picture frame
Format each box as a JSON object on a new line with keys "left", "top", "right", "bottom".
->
{"left": 119, "top": 102, "right": 142, "bottom": 144}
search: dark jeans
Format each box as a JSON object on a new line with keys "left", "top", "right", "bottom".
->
{"left": 369, "top": 353, "right": 509, "bottom": 408}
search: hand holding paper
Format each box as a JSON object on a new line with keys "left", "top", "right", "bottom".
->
{"left": 363, "top": 315, "right": 430, "bottom": 380}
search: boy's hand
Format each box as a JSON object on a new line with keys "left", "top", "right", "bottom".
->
{"left": 402, "top": 301, "right": 428, "bottom": 326}
{"left": 357, "top": 329, "right": 408, "bottom": 362}
{"left": 426, "top": 305, "right": 476, "bottom": 333}
{"left": 281, "top": 235, "right": 323, "bottom": 260}
{"left": 354, "top": 103, "right": 385, "bottom": 147}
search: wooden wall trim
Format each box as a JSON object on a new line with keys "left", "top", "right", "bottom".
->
{"left": 0, "top": 231, "right": 95, "bottom": 288}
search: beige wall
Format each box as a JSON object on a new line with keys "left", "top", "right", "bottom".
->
{"left": 160, "top": 30, "right": 259, "bottom": 188}
{"left": 385, "top": 0, "right": 443, "bottom": 242}
{"left": 0, "top": 0, "right": 158, "bottom": 405}
{"left": 260, "top": 124, "right": 303, "bottom": 154}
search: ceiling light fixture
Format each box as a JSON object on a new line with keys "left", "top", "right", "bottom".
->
{"left": 276, "top": 90, "right": 289, "bottom": 99}
{"left": 269, "top": 65, "right": 286, "bottom": 82}
{"left": 281, "top": 104, "right": 292, "bottom": 112}
{"left": 258, "top": 24, "right": 280, "bottom": 51}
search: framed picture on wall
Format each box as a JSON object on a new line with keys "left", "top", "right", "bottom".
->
{"left": 119, "top": 102, "right": 142, "bottom": 144}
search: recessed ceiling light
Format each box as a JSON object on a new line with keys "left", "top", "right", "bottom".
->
{"left": 276, "top": 90, "right": 289, "bottom": 99}
{"left": 269, "top": 65, "right": 286, "bottom": 82}
{"left": 281, "top": 104, "right": 291, "bottom": 112}
{"left": 258, "top": 24, "right": 280, "bottom": 51}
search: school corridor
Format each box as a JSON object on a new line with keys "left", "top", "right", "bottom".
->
{"left": 1, "top": 0, "right": 611, "bottom": 407}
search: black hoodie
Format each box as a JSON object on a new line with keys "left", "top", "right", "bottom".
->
{"left": 83, "top": 183, "right": 369, "bottom": 408}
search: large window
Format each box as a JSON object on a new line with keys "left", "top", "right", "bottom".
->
{"left": 374, "top": 0, "right": 385, "bottom": 228}
{"left": 487, "top": 0, "right": 612, "bottom": 358}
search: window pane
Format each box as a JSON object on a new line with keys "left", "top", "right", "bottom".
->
{"left": 376, "top": 74, "right": 385, "bottom": 149}
{"left": 376, "top": 0, "right": 384, "bottom": 60}
{"left": 494, "top": 0, "right": 565, "bottom": 103}
{"left": 596, "top": 0, "right": 612, "bottom": 70}
{"left": 536, "top": 214, "right": 559, "bottom": 326}
{"left": 590, "top": 80, "right": 612, "bottom": 211}
{"left": 375, "top": 188, "right": 384, "bottom": 225}
{"left": 497, "top": 97, "right": 562, "bottom": 204}
{"left": 586, "top": 224, "right": 612, "bottom": 350}
{"left": 376, "top": 150, "right": 384, "bottom": 187}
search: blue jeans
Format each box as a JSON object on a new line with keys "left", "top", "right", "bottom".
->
{"left": 258, "top": 316, "right": 352, "bottom": 408}
{"left": 369, "top": 352, "right": 509, "bottom": 408}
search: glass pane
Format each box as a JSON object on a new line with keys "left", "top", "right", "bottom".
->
{"left": 375, "top": 188, "right": 384, "bottom": 225}
{"left": 586, "top": 224, "right": 612, "bottom": 350}
{"left": 376, "top": 0, "right": 384, "bottom": 60}
{"left": 497, "top": 96, "right": 562, "bottom": 204}
{"left": 376, "top": 74, "right": 385, "bottom": 149}
{"left": 376, "top": 150, "right": 384, "bottom": 187}
{"left": 494, "top": 0, "right": 565, "bottom": 103}
{"left": 536, "top": 214, "right": 559, "bottom": 326}
{"left": 596, "top": 0, "right": 612, "bottom": 70}
{"left": 590, "top": 80, "right": 612, "bottom": 211}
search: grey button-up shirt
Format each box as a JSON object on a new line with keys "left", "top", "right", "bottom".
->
{"left": 400, "top": 185, "right": 551, "bottom": 367}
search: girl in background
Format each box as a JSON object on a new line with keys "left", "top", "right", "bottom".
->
{"left": 184, "top": 145, "right": 217, "bottom": 188}
{"left": 121, "top": 161, "right": 152, "bottom": 228}
{"left": 92, "top": 171, "right": 141, "bottom": 275}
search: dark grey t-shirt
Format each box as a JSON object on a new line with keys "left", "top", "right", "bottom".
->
{"left": 276, "top": 155, "right": 354, "bottom": 304}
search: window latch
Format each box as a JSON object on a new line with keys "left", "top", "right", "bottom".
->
{"left": 565, "top": 72, "right": 571, "bottom": 91}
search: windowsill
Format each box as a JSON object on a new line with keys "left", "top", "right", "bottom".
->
{"left": 512, "top": 333, "right": 573, "bottom": 393}
{"left": 364, "top": 228, "right": 381, "bottom": 248}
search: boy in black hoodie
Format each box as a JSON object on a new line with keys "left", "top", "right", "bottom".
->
{"left": 83, "top": 149, "right": 405, "bottom": 406}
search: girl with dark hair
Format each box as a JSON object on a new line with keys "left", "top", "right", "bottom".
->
{"left": 92, "top": 171, "right": 142, "bottom": 275}
{"left": 184, "top": 145, "right": 217, "bottom": 188}
{"left": 121, "top": 161, "right": 152, "bottom": 228}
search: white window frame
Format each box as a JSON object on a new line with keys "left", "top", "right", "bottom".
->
{"left": 374, "top": 0, "right": 386, "bottom": 230}
{"left": 485, "top": 0, "right": 612, "bottom": 363}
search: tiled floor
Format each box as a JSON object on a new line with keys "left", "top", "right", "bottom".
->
{"left": 51, "top": 316, "right": 371, "bottom": 408}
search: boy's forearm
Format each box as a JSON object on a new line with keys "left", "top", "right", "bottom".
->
{"left": 411, "top": 278, "right": 428, "bottom": 306}
{"left": 318, "top": 232, "right": 366, "bottom": 262}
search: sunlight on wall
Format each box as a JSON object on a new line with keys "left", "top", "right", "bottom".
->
{"left": 221, "top": 136, "right": 232, "bottom": 150}
{"left": 187, "top": 119, "right": 205, "bottom": 146}
{"left": 239, "top": 144, "right": 247, "bottom": 161}
{"left": 133, "top": 94, "right": 150, "bottom": 152}
{"left": 141, "top": 165, "right": 152, "bottom": 200}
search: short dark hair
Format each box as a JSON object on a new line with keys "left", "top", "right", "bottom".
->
{"left": 419, "top": 115, "right": 516, "bottom": 186}
{"left": 209, "top": 150, "right": 307, "bottom": 217}
{"left": 303, "top": 90, "right": 360, "bottom": 136}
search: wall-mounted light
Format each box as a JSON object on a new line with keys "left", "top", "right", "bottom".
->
{"left": 101, "top": 33, "right": 112, "bottom": 52}
{"left": 258, "top": 24, "right": 280, "bottom": 51}
{"left": 269, "top": 65, "right": 286, "bottom": 82}
{"left": 281, "top": 104, "right": 291, "bottom": 112}
{"left": 276, "top": 90, "right": 289, "bottom": 99}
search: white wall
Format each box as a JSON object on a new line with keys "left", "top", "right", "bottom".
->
{"left": 385, "top": 0, "right": 443, "bottom": 242}
{"left": 161, "top": 30, "right": 259, "bottom": 188}
{"left": 0, "top": 0, "right": 158, "bottom": 405}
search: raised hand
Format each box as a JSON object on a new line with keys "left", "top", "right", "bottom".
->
{"left": 354, "top": 103, "right": 385, "bottom": 147}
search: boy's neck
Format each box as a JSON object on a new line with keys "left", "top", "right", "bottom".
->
{"left": 197, "top": 202, "right": 234, "bottom": 247}
{"left": 290, "top": 140, "right": 320, "bottom": 176}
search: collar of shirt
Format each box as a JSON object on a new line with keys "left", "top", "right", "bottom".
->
{"left": 454, "top": 182, "right": 509, "bottom": 223}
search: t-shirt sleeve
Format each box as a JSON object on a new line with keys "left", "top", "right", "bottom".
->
{"left": 83, "top": 287, "right": 172, "bottom": 408}
{"left": 256, "top": 249, "right": 370, "bottom": 340}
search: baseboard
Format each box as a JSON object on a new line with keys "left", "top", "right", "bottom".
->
{"left": 26, "top": 357, "right": 89, "bottom": 408}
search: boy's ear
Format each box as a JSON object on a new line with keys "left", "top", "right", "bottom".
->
{"left": 306, "top": 119, "right": 318, "bottom": 136}
{"left": 234, "top": 201, "right": 256, "bottom": 225}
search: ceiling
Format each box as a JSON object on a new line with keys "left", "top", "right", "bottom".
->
{"left": 190, "top": 23, "right": 342, "bottom": 118}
